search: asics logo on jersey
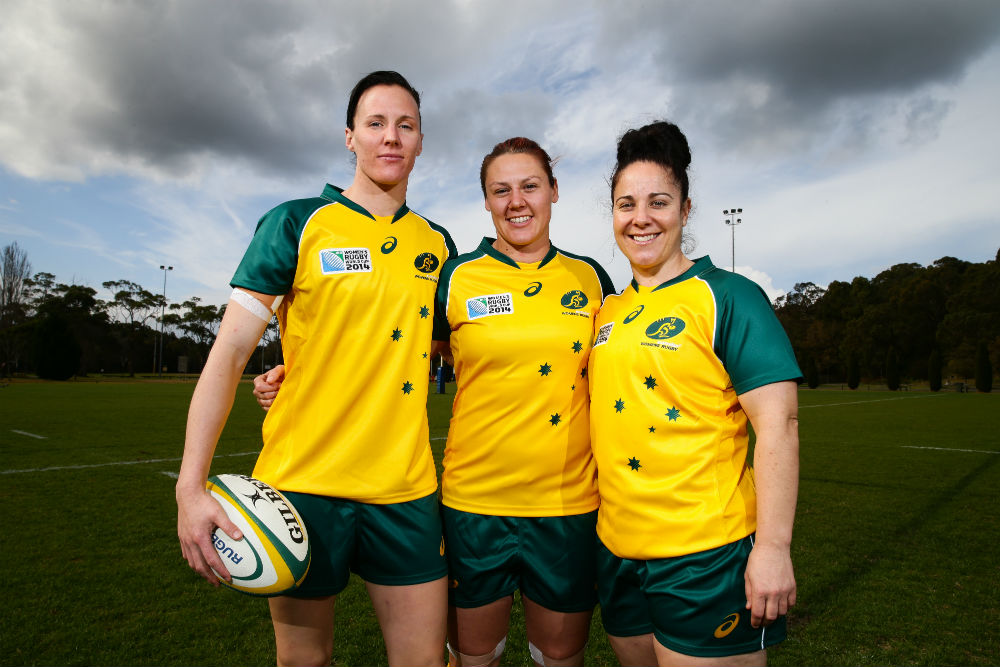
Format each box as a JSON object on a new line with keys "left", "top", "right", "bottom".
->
{"left": 414, "top": 252, "right": 440, "bottom": 273}
{"left": 713, "top": 613, "right": 740, "bottom": 638}
{"left": 623, "top": 305, "right": 644, "bottom": 324}
{"left": 467, "top": 293, "right": 514, "bottom": 319}
{"left": 381, "top": 236, "right": 398, "bottom": 254}
{"left": 560, "top": 290, "right": 589, "bottom": 309}
{"left": 320, "top": 248, "right": 372, "bottom": 274}
{"left": 524, "top": 281, "right": 542, "bottom": 297}
{"left": 645, "top": 317, "right": 686, "bottom": 340}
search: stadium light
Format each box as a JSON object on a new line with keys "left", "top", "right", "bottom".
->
{"left": 723, "top": 208, "right": 743, "bottom": 272}
{"left": 158, "top": 265, "right": 173, "bottom": 377}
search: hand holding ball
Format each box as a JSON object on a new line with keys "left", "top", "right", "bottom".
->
{"left": 205, "top": 474, "right": 310, "bottom": 596}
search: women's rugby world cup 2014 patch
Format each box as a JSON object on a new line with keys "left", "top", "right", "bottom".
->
{"left": 319, "top": 248, "right": 372, "bottom": 274}
{"left": 466, "top": 293, "right": 513, "bottom": 319}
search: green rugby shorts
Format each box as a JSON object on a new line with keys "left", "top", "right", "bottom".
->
{"left": 280, "top": 491, "right": 447, "bottom": 597}
{"left": 597, "top": 534, "right": 787, "bottom": 657}
{"left": 442, "top": 506, "right": 597, "bottom": 612}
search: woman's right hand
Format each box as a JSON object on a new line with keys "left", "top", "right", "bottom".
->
{"left": 176, "top": 485, "right": 243, "bottom": 585}
{"left": 252, "top": 365, "right": 287, "bottom": 411}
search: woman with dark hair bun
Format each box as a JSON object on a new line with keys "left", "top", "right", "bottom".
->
{"left": 588, "top": 121, "right": 802, "bottom": 666}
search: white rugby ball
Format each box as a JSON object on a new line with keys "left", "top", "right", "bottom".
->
{"left": 205, "top": 474, "right": 310, "bottom": 596}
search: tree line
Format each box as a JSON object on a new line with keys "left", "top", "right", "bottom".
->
{"left": 774, "top": 251, "right": 998, "bottom": 392}
{"left": 0, "top": 242, "right": 279, "bottom": 380}
{"left": 1, "top": 241, "right": 996, "bottom": 388}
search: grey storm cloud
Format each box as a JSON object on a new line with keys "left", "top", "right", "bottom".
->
{"left": 594, "top": 0, "right": 1000, "bottom": 157}
{"left": 3, "top": 0, "right": 1000, "bottom": 183}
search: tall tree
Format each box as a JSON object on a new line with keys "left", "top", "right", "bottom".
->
{"left": 164, "top": 297, "right": 225, "bottom": 372}
{"left": 846, "top": 351, "right": 860, "bottom": 390}
{"left": 975, "top": 342, "right": 993, "bottom": 393}
{"left": 886, "top": 346, "right": 900, "bottom": 391}
{"left": 0, "top": 242, "right": 33, "bottom": 375}
{"left": 928, "top": 349, "right": 942, "bottom": 392}
{"left": 102, "top": 280, "right": 163, "bottom": 376}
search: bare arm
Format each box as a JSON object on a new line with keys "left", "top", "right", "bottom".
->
{"left": 176, "top": 290, "right": 274, "bottom": 585}
{"left": 739, "top": 380, "right": 799, "bottom": 628}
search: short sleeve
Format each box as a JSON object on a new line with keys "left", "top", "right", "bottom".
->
{"left": 713, "top": 275, "right": 803, "bottom": 395}
{"left": 230, "top": 199, "right": 322, "bottom": 295}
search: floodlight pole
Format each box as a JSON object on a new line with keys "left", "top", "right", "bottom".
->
{"left": 158, "top": 265, "right": 173, "bottom": 377}
{"left": 723, "top": 208, "right": 743, "bottom": 272}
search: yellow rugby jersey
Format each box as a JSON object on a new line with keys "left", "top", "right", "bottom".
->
{"left": 589, "top": 256, "right": 801, "bottom": 559}
{"left": 435, "top": 238, "right": 615, "bottom": 516}
{"left": 231, "top": 184, "right": 456, "bottom": 503}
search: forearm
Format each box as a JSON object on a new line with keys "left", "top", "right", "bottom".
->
{"left": 740, "top": 380, "right": 800, "bottom": 548}
{"left": 177, "top": 304, "right": 268, "bottom": 495}
{"left": 752, "top": 420, "right": 799, "bottom": 548}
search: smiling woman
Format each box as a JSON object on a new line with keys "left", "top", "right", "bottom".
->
{"left": 588, "top": 121, "right": 803, "bottom": 667}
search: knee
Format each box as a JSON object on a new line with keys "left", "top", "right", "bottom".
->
{"left": 528, "top": 639, "right": 587, "bottom": 666}
{"left": 276, "top": 641, "right": 333, "bottom": 667}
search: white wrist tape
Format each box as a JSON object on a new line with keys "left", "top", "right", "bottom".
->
{"left": 230, "top": 288, "right": 280, "bottom": 323}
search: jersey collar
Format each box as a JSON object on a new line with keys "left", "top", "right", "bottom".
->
{"left": 630, "top": 256, "right": 714, "bottom": 293}
{"left": 479, "top": 237, "right": 559, "bottom": 269}
{"left": 320, "top": 184, "right": 411, "bottom": 223}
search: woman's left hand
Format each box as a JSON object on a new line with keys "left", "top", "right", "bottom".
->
{"left": 744, "top": 540, "right": 796, "bottom": 628}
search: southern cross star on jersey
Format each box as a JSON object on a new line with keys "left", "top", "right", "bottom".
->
{"left": 572, "top": 340, "right": 583, "bottom": 353}
{"left": 666, "top": 406, "right": 681, "bottom": 421}
{"left": 643, "top": 375, "right": 657, "bottom": 390}
{"left": 538, "top": 363, "right": 552, "bottom": 376}
{"left": 549, "top": 413, "right": 561, "bottom": 426}
{"left": 615, "top": 399, "right": 625, "bottom": 413}
{"left": 419, "top": 305, "right": 430, "bottom": 319}
{"left": 391, "top": 328, "right": 403, "bottom": 342}
{"left": 401, "top": 381, "right": 414, "bottom": 395}
{"left": 627, "top": 457, "right": 641, "bottom": 471}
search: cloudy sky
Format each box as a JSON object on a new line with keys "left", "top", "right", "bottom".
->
{"left": 2, "top": 0, "right": 999, "bottom": 308}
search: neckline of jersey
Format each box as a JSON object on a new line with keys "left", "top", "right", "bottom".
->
{"left": 478, "top": 237, "right": 559, "bottom": 270}
{"left": 630, "top": 255, "right": 712, "bottom": 293}
{"left": 320, "top": 184, "right": 411, "bottom": 223}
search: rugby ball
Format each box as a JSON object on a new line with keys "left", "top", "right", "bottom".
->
{"left": 205, "top": 474, "right": 310, "bottom": 596}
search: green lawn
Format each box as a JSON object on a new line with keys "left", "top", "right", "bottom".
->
{"left": 1, "top": 381, "right": 997, "bottom": 665}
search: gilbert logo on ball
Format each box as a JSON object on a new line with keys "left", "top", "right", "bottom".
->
{"left": 205, "top": 474, "right": 310, "bottom": 596}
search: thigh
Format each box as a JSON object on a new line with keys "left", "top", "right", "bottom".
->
{"left": 522, "top": 594, "right": 592, "bottom": 661}
{"left": 653, "top": 642, "right": 766, "bottom": 667}
{"left": 519, "top": 512, "right": 598, "bottom": 613}
{"left": 607, "top": 633, "right": 657, "bottom": 667}
{"left": 355, "top": 492, "right": 448, "bottom": 585}
{"left": 644, "top": 535, "right": 786, "bottom": 659}
{"left": 268, "top": 595, "right": 336, "bottom": 667}
{"left": 368, "top": 577, "right": 448, "bottom": 667}
{"left": 447, "top": 595, "right": 514, "bottom": 657}
{"left": 441, "top": 506, "right": 519, "bottom": 608}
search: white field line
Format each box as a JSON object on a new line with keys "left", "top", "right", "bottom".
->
{"left": 10, "top": 430, "right": 47, "bottom": 439}
{"left": 799, "top": 394, "right": 944, "bottom": 409}
{"left": 1, "top": 450, "right": 259, "bottom": 475}
{"left": 901, "top": 446, "right": 999, "bottom": 455}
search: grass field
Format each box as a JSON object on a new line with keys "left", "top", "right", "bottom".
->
{"left": 1, "top": 380, "right": 998, "bottom": 666}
